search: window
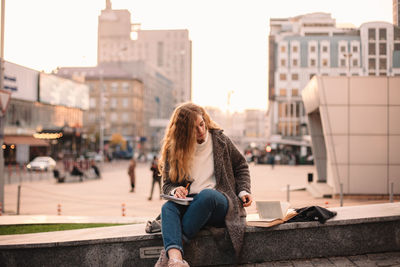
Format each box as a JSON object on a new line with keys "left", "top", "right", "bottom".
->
{"left": 122, "top": 98, "right": 129, "bottom": 108}
{"left": 310, "top": 46, "right": 316, "bottom": 53}
{"left": 322, "top": 46, "right": 328, "bottom": 53}
{"left": 89, "top": 98, "right": 96, "bottom": 108}
{"left": 111, "top": 82, "right": 118, "bottom": 92}
{"left": 122, "top": 82, "right": 130, "bottom": 92}
{"left": 352, "top": 46, "right": 358, "bottom": 53}
{"left": 278, "top": 103, "right": 287, "bottom": 117}
{"left": 379, "top": 43, "right": 386, "bottom": 55}
{"left": 281, "top": 59, "right": 286, "bottom": 67}
{"left": 369, "top": 58, "right": 376, "bottom": 69}
{"left": 352, "top": 59, "right": 358, "bottom": 67}
{"left": 292, "top": 46, "right": 298, "bottom": 53}
{"left": 369, "top": 72, "right": 376, "bottom": 76}
{"left": 322, "top": 58, "right": 328, "bottom": 67}
{"left": 368, "top": 28, "right": 376, "bottom": 40}
{"left": 340, "top": 46, "right": 346, "bottom": 53}
{"left": 110, "top": 98, "right": 117, "bottom": 109}
{"left": 395, "top": 43, "right": 400, "bottom": 51}
{"left": 368, "top": 43, "right": 376, "bottom": 55}
{"left": 291, "top": 73, "right": 299, "bottom": 80}
{"left": 110, "top": 112, "right": 117, "bottom": 122}
{"left": 379, "top": 28, "right": 387, "bottom": 40}
{"left": 292, "top": 59, "right": 298, "bottom": 67}
{"left": 281, "top": 46, "right": 286, "bottom": 52}
{"left": 379, "top": 72, "right": 387, "bottom": 76}
{"left": 279, "top": 89, "right": 286, "bottom": 96}
{"left": 340, "top": 59, "right": 346, "bottom": 67}
{"left": 339, "top": 73, "right": 346, "bottom": 76}
{"left": 379, "top": 58, "right": 386, "bottom": 70}
{"left": 310, "top": 59, "right": 316, "bottom": 66}
{"left": 280, "top": 73, "right": 287, "bottom": 81}
{"left": 122, "top": 113, "right": 129, "bottom": 122}
{"left": 292, "top": 89, "right": 299, "bottom": 96}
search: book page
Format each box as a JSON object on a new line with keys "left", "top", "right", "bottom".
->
{"left": 160, "top": 194, "right": 194, "bottom": 205}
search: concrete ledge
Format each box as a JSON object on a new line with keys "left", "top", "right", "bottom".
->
{"left": 0, "top": 203, "right": 399, "bottom": 266}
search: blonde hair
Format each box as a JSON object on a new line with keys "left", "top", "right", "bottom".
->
{"left": 159, "top": 102, "right": 220, "bottom": 183}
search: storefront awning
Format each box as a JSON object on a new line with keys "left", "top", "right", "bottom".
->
{"left": 4, "top": 135, "right": 49, "bottom": 147}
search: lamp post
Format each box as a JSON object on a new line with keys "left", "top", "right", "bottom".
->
{"left": 0, "top": 0, "right": 10, "bottom": 210}
{"left": 99, "top": 69, "right": 105, "bottom": 161}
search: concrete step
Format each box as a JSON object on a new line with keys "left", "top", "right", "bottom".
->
{"left": 0, "top": 203, "right": 399, "bottom": 266}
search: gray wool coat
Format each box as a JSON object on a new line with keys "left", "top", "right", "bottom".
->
{"left": 162, "top": 129, "right": 251, "bottom": 257}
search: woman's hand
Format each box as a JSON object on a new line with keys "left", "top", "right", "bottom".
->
{"left": 174, "top": 186, "right": 188, "bottom": 199}
{"left": 241, "top": 194, "right": 253, "bottom": 207}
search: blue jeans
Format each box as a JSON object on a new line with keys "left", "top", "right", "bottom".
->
{"left": 161, "top": 188, "right": 228, "bottom": 255}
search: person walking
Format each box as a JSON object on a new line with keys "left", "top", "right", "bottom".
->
{"left": 155, "top": 102, "right": 252, "bottom": 267}
{"left": 128, "top": 158, "right": 136, "bottom": 192}
{"left": 148, "top": 156, "right": 162, "bottom": 200}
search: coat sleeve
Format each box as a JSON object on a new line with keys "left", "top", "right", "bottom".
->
{"left": 161, "top": 160, "right": 184, "bottom": 195}
{"left": 226, "top": 137, "right": 251, "bottom": 195}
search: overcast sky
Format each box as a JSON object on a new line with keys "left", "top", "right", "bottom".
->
{"left": 4, "top": 0, "right": 393, "bottom": 111}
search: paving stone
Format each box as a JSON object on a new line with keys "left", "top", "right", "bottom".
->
{"left": 291, "top": 259, "right": 314, "bottom": 267}
{"left": 328, "top": 256, "right": 356, "bottom": 266}
{"left": 272, "top": 261, "right": 294, "bottom": 267}
{"left": 310, "top": 258, "right": 335, "bottom": 267}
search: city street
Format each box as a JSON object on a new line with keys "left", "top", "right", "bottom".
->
{"left": 4, "top": 161, "right": 390, "bottom": 220}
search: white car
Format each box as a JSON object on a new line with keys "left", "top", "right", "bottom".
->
{"left": 27, "top": 156, "right": 56, "bottom": 172}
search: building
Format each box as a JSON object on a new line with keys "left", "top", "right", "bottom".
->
{"left": 57, "top": 61, "right": 175, "bottom": 153}
{"left": 268, "top": 13, "right": 400, "bottom": 162}
{"left": 3, "top": 61, "right": 89, "bottom": 164}
{"left": 302, "top": 76, "right": 400, "bottom": 195}
{"left": 97, "top": 0, "right": 192, "bottom": 105}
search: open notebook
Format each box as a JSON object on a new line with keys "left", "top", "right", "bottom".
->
{"left": 247, "top": 201, "right": 297, "bottom": 227}
{"left": 160, "top": 194, "right": 193, "bottom": 206}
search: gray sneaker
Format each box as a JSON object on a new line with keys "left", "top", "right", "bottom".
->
{"left": 154, "top": 249, "right": 168, "bottom": 267}
{"left": 167, "top": 258, "right": 190, "bottom": 267}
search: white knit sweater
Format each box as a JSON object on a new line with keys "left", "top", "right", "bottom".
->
{"left": 189, "top": 131, "right": 216, "bottom": 194}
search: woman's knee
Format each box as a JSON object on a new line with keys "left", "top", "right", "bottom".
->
{"left": 196, "top": 189, "right": 223, "bottom": 207}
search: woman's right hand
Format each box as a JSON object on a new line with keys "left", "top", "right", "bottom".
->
{"left": 174, "top": 186, "right": 188, "bottom": 199}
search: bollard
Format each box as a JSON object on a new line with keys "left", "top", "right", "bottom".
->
{"left": 324, "top": 201, "right": 329, "bottom": 208}
{"left": 7, "top": 164, "right": 12, "bottom": 184}
{"left": 286, "top": 184, "right": 290, "bottom": 203}
{"left": 390, "top": 182, "right": 394, "bottom": 203}
{"left": 122, "top": 203, "right": 126, "bottom": 216}
{"left": 17, "top": 185, "right": 21, "bottom": 215}
{"left": 57, "top": 204, "right": 62, "bottom": 216}
{"left": 0, "top": 202, "right": 2, "bottom": 215}
{"left": 340, "top": 183, "right": 343, "bottom": 207}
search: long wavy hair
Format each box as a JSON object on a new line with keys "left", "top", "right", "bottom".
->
{"left": 159, "top": 102, "right": 221, "bottom": 183}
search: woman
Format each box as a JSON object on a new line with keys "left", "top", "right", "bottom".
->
{"left": 155, "top": 102, "right": 252, "bottom": 267}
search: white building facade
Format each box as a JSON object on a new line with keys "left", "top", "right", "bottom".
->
{"left": 268, "top": 13, "right": 400, "bottom": 160}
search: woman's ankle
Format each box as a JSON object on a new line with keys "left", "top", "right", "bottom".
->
{"left": 167, "top": 248, "right": 183, "bottom": 260}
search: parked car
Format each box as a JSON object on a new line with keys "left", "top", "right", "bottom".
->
{"left": 27, "top": 156, "right": 56, "bottom": 172}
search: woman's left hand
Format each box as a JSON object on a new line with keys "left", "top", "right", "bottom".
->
{"left": 241, "top": 194, "right": 253, "bottom": 207}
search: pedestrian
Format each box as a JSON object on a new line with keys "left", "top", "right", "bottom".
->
{"left": 128, "top": 158, "right": 136, "bottom": 192}
{"left": 155, "top": 102, "right": 252, "bottom": 267}
{"left": 90, "top": 160, "right": 101, "bottom": 178}
{"left": 148, "top": 156, "right": 162, "bottom": 200}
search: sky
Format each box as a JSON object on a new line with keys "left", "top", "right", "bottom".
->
{"left": 4, "top": 0, "right": 393, "bottom": 112}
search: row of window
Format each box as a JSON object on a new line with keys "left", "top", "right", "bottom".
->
{"left": 280, "top": 58, "right": 359, "bottom": 68}
{"left": 87, "top": 112, "right": 141, "bottom": 123}
{"left": 368, "top": 42, "right": 388, "bottom": 55}
{"left": 280, "top": 44, "right": 359, "bottom": 54}
{"left": 368, "top": 28, "right": 387, "bottom": 41}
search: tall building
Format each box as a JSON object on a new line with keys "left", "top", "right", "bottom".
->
{"left": 97, "top": 0, "right": 192, "bottom": 105}
{"left": 394, "top": 0, "right": 400, "bottom": 26}
{"left": 268, "top": 13, "right": 400, "bottom": 160}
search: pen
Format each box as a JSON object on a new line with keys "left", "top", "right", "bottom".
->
{"left": 185, "top": 183, "right": 190, "bottom": 191}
